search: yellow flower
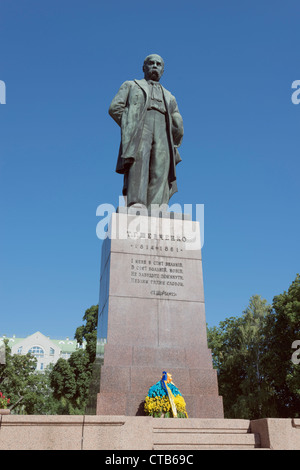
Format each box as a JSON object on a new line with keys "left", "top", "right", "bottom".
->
{"left": 144, "top": 394, "right": 188, "bottom": 418}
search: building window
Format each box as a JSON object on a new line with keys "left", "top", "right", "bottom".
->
{"left": 28, "top": 346, "right": 44, "bottom": 358}
{"left": 61, "top": 352, "right": 70, "bottom": 359}
{"left": 50, "top": 348, "right": 55, "bottom": 356}
{"left": 17, "top": 346, "right": 23, "bottom": 354}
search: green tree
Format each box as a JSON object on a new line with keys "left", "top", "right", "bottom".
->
{"left": 49, "top": 305, "right": 98, "bottom": 414}
{"left": 208, "top": 278, "right": 300, "bottom": 419}
{"left": 264, "top": 274, "right": 300, "bottom": 417}
{"left": 208, "top": 295, "right": 273, "bottom": 419}
{"left": 0, "top": 341, "right": 57, "bottom": 414}
{"left": 74, "top": 305, "right": 98, "bottom": 363}
{"left": 207, "top": 315, "right": 245, "bottom": 415}
{"left": 49, "top": 357, "right": 78, "bottom": 413}
{"left": 0, "top": 304, "right": 98, "bottom": 415}
{"left": 236, "top": 295, "right": 275, "bottom": 418}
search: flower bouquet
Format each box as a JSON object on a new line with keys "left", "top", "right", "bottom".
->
{"left": 144, "top": 371, "right": 188, "bottom": 418}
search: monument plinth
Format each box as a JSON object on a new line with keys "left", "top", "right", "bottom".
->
{"left": 90, "top": 210, "right": 223, "bottom": 418}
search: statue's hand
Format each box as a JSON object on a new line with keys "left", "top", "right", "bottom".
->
{"left": 172, "top": 113, "right": 184, "bottom": 147}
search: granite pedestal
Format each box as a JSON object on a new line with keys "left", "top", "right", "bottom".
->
{"left": 88, "top": 209, "right": 223, "bottom": 418}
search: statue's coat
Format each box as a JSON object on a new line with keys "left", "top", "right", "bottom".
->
{"left": 109, "top": 78, "right": 183, "bottom": 199}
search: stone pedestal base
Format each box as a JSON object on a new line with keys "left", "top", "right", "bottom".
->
{"left": 1, "top": 415, "right": 299, "bottom": 449}
{"left": 90, "top": 211, "right": 223, "bottom": 418}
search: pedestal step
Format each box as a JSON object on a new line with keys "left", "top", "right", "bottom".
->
{"left": 152, "top": 418, "right": 262, "bottom": 450}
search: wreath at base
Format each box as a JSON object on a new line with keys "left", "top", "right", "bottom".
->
{"left": 144, "top": 372, "right": 188, "bottom": 418}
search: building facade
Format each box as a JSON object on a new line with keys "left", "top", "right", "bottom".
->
{"left": 1, "top": 331, "right": 86, "bottom": 371}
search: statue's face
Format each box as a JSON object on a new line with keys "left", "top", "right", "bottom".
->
{"left": 143, "top": 55, "right": 164, "bottom": 81}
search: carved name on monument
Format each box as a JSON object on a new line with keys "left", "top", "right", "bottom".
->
{"left": 106, "top": 213, "right": 203, "bottom": 303}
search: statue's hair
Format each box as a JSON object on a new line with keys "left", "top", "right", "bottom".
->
{"left": 143, "top": 54, "right": 164, "bottom": 71}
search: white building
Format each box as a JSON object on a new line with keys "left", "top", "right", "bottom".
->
{"left": 1, "top": 331, "right": 86, "bottom": 371}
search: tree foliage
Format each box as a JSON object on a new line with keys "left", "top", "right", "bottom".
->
{"left": 49, "top": 305, "right": 98, "bottom": 414}
{"left": 74, "top": 305, "right": 98, "bottom": 364}
{"left": 0, "top": 341, "right": 57, "bottom": 414}
{"left": 208, "top": 275, "right": 300, "bottom": 419}
{"left": 263, "top": 274, "right": 300, "bottom": 417}
{"left": 0, "top": 305, "right": 98, "bottom": 415}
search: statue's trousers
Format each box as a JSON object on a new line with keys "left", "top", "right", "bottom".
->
{"left": 126, "top": 109, "right": 170, "bottom": 208}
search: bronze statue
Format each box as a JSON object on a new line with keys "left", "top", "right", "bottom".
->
{"left": 109, "top": 54, "right": 184, "bottom": 209}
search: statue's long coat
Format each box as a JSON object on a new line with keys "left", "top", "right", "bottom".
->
{"left": 109, "top": 78, "right": 184, "bottom": 199}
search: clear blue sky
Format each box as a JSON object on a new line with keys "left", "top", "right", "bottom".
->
{"left": 0, "top": 0, "right": 299, "bottom": 339}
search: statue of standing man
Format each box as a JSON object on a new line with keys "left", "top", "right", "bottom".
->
{"left": 109, "top": 54, "right": 184, "bottom": 210}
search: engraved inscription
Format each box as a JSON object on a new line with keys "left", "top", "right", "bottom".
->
{"left": 130, "top": 256, "right": 185, "bottom": 297}
{"left": 127, "top": 230, "right": 185, "bottom": 254}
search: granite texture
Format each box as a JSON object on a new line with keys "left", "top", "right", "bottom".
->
{"left": 250, "top": 418, "right": 300, "bottom": 450}
{"left": 91, "top": 212, "right": 223, "bottom": 418}
{"left": 0, "top": 415, "right": 84, "bottom": 450}
{"left": 3, "top": 415, "right": 297, "bottom": 450}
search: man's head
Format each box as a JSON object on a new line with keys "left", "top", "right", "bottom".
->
{"left": 143, "top": 54, "right": 164, "bottom": 82}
